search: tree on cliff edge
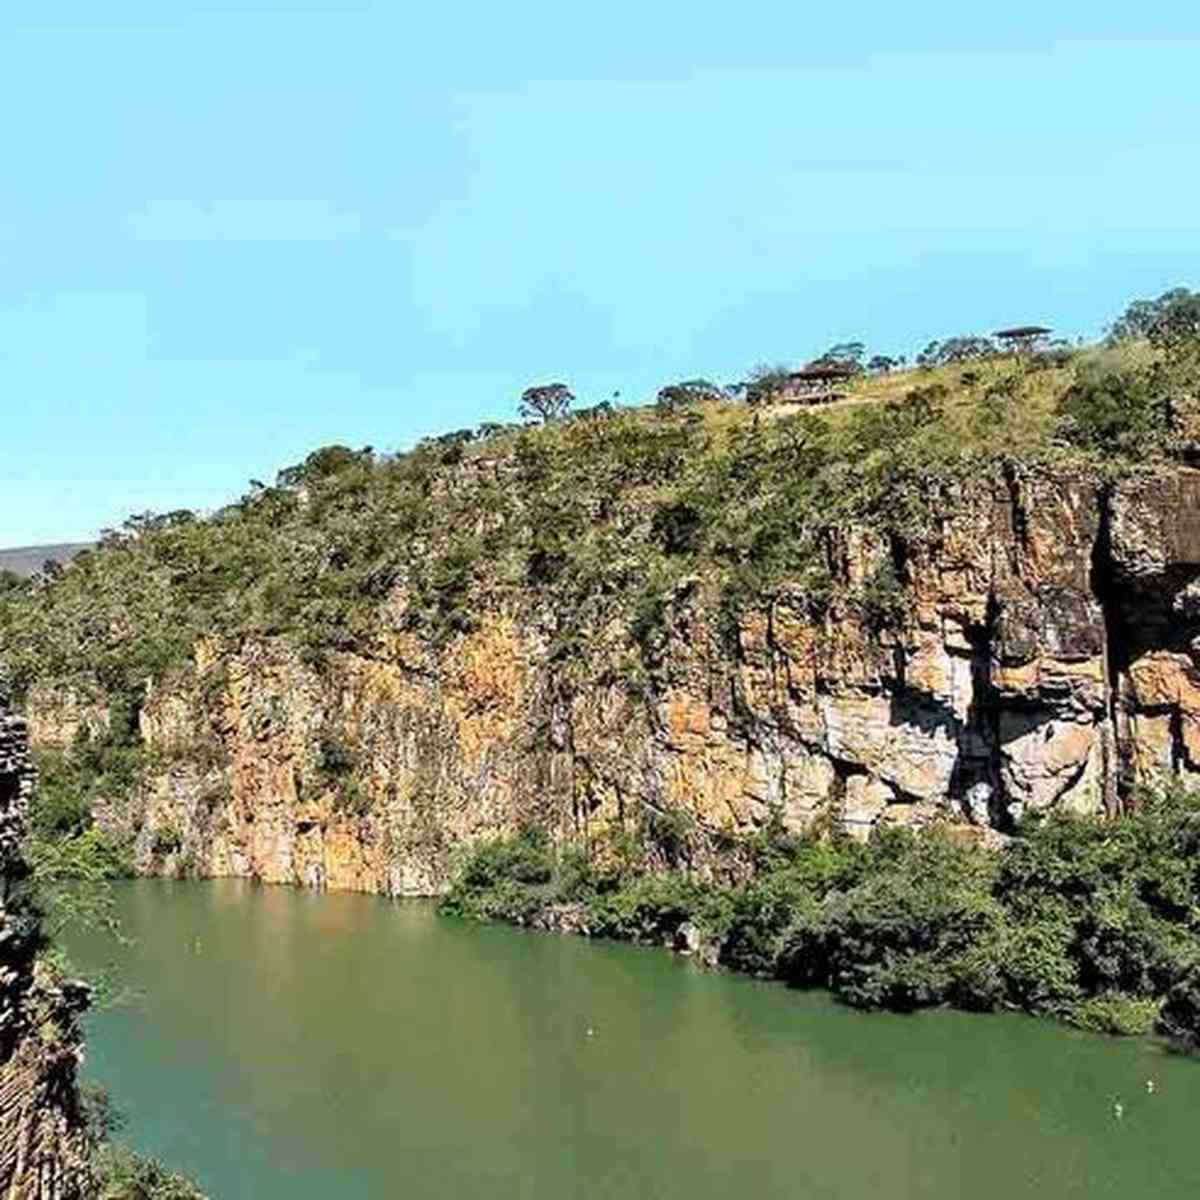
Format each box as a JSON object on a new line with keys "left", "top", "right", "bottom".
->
{"left": 1110, "top": 287, "right": 1200, "bottom": 351}
{"left": 519, "top": 382, "right": 574, "bottom": 424}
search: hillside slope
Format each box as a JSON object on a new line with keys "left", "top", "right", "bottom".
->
{"left": 3, "top": 314, "right": 1200, "bottom": 895}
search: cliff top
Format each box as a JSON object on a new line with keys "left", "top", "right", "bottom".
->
{"left": 0, "top": 288, "right": 1195, "bottom": 713}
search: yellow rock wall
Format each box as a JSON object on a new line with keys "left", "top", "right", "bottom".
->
{"left": 25, "top": 467, "right": 1200, "bottom": 896}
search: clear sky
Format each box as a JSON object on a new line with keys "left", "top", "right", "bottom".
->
{"left": 2, "top": 2, "right": 1198, "bottom": 544}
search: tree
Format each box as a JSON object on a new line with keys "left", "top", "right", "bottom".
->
{"left": 916, "top": 336, "right": 995, "bottom": 368}
{"left": 276, "top": 444, "right": 369, "bottom": 488}
{"left": 994, "top": 325, "right": 1052, "bottom": 355}
{"left": 1147, "top": 292, "right": 1200, "bottom": 353}
{"left": 742, "top": 364, "right": 793, "bottom": 407}
{"left": 1107, "top": 289, "right": 1200, "bottom": 446}
{"left": 867, "top": 354, "right": 901, "bottom": 374}
{"left": 519, "top": 382, "right": 574, "bottom": 423}
{"left": 575, "top": 400, "right": 615, "bottom": 421}
{"left": 122, "top": 510, "right": 196, "bottom": 535}
{"left": 1110, "top": 287, "right": 1200, "bottom": 349}
{"left": 813, "top": 341, "right": 866, "bottom": 373}
{"left": 655, "top": 378, "right": 723, "bottom": 413}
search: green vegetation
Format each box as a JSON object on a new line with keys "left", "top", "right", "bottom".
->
{"left": 16, "top": 744, "right": 134, "bottom": 948}
{"left": 1, "top": 751, "right": 205, "bottom": 1199}
{"left": 519, "top": 381, "right": 575, "bottom": 423}
{"left": 91, "top": 1147, "right": 208, "bottom": 1200}
{"left": 0, "top": 287, "right": 1197, "bottom": 1043}
{"left": 1058, "top": 356, "right": 1168, "bottom": 453}
{"left": 12, "top": 777, "right": 205, "bottom": 1198}
{"left": 0, "top": 288, "right": 1195, "bottom": 735}
{"left": 83, "top": 1086, "right": 209, "bottom": 1199}
{"left": 442, "top": 784, "right": 1200, "bottom": 1046}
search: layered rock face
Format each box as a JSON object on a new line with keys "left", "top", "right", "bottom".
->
{"left": 0, "top": 698, "right": 90, "bottom": 1200}
{"left": 28, "top": 466, "right": 1200, "bottom": 896}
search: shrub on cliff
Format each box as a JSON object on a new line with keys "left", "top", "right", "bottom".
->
{"left": 1070, "top": 992, "right": 1161, "bottom": 1037}
{"left": 721, "top": 836, "right": 864, "bottom": 976}
{"left": 1159, "top": 964, "right": 1200, "bottom": 1052}
{"left": 787, "top": 828, "right": 1007, "bottom": 1011}
{"left": 92, "top": 1143, "right": 209, "bottom": 1200}
{"left": 999, "top": 791, "right": 1200, "bottom": 1008}
{"left": 584, "top": 874, "right": 713, "bottom": 943}
{"left": 1057, "top": 362, "right": 1167, "bottom": 455}
{"left": 441, "top": 829, "right": 555, "bottom": 922}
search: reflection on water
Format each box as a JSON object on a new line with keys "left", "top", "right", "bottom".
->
{"left": 69, "top": 880, "right": 1200, "bottom": 1200}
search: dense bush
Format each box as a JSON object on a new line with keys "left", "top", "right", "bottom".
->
{"left": 92, "top": 1144, "right": 209, "bottom": 1200}
{"left": 441, "top": 787, "right": 1200, "bottom": 1043}
{"left": 440, "top": 828, "right": 556, "bottom": 923}
{"left": 29, "top": 746, "right": 138, "bottom": 845}
{"left": 1057, "top": 362, "right": 1167, "bottom": 454}
{"left": 1071, "top": 993, "right": 1160, "bottom": 1037}
{"left": 1159, "top": 965, "right": 1200, "bottom": 1050}
{"left": 796, "top": 829, "right": 1007, "bottom": 1011}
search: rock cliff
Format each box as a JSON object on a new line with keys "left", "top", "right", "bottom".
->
{"left": 0, "top": 697, "right": 90, "bottom": 1200}
{"left": 26, "top": 462, "right": 1200, "bottom": 897}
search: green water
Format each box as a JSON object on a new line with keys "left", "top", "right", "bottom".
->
{"left": 70, "top": 880, "right": 1199, "bottom": 1199}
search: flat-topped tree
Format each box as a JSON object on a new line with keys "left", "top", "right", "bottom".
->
{"left": 812, "top": 341, "right": 867, "bottom": 374}
{"left": 519, "top": 382, "right": 574, "bottom": 424}
{"left": 793, "top": 364, "right": 858, "bottom": 382}
{"left": 995, "top": 325, "right": 1052, "bottom": 354}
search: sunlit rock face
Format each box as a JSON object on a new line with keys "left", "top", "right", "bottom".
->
{"left": 0, "top": 695, "right": 90, "bottom": 1200}
{"left": 27, "top": 466, "right": 1200, "bottom": 894}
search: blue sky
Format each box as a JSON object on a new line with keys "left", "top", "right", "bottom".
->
{"left": 2, "top": 2, "right": 1198, "bottom": 544}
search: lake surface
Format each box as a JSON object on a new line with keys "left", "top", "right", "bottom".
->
{"left": 70, "top": 880, "right": 1200, "bottom": 1199}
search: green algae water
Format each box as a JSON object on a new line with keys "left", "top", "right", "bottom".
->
{"left": 70, "top": 880, "right": 1200, "bottom": 1199}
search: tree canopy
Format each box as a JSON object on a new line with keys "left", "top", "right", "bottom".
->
{"left": 519, "top": 383, "right": 575, "bottom": 424}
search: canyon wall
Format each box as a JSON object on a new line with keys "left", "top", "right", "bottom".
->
{"left": 0, "top": 698, "right": 90, "bottom": 1200}
{"left": 26, "top": 465, "right": 1200, "bottom": 896}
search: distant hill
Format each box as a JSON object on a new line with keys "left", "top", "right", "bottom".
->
{"left": 0, "top": 543, "right": 92, "bottom": 578}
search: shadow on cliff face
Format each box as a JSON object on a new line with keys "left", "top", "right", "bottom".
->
{"left": 1100, "top": 475, "right": 1200, "bottom": 799}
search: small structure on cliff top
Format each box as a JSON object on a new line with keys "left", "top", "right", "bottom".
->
{"left": 994, "top": 325, "right": 1052, "bottom": 354}
{"left": 769, "top": 364, "right": 858, "bottom": 405}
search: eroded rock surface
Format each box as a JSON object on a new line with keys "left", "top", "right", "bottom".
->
{"left": 27, "top": 466, "right": 1200, "bottom": 895}
{"left": 1, "top": 697, "right": 90, "bottom": 1200}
